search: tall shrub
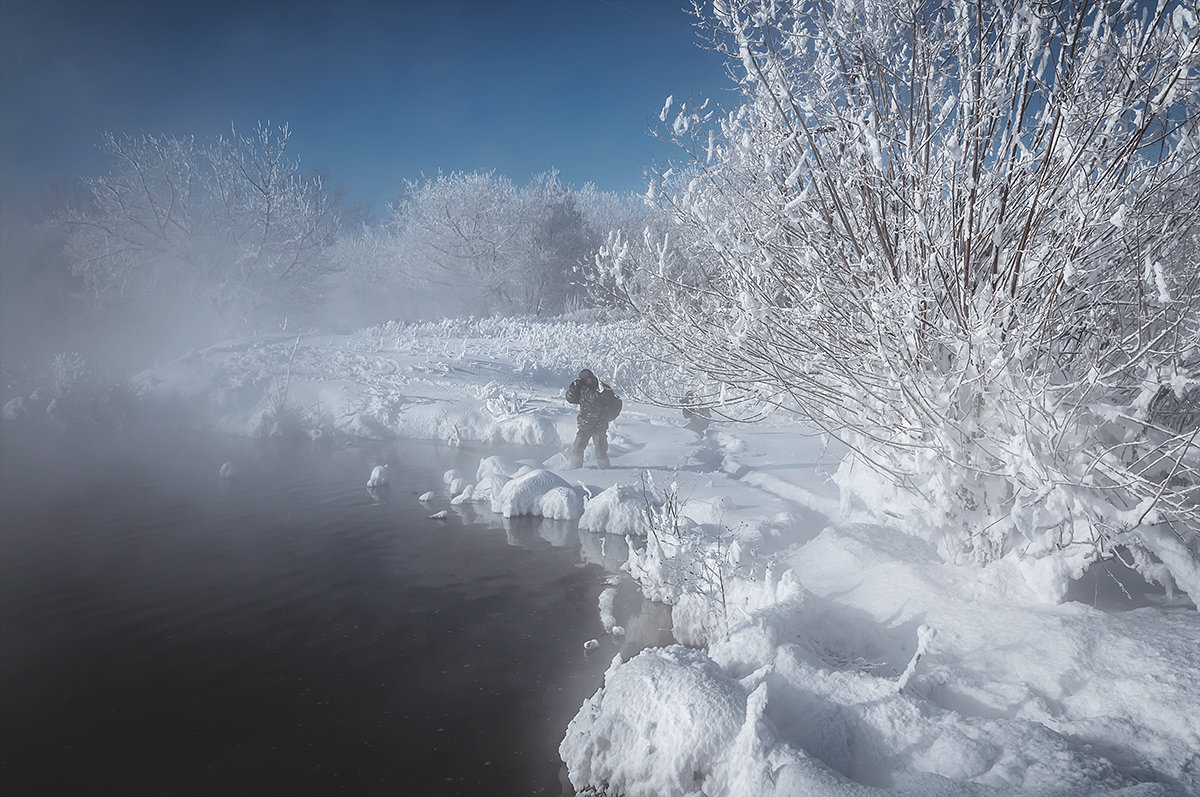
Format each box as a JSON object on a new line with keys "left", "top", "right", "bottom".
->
{"left": 606, "top": 0, "right": 1200, "bottom": 601}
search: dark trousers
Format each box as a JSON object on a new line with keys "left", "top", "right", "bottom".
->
{"left": 571, "top": 427, "right": 609, "bottom": 469}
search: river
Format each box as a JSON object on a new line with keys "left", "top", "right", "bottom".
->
{"left": 0, "top": 424, "right": 645, "bottom": 796}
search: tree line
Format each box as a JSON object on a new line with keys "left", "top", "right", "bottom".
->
{"left": 30, "top": 122, "right": 652, "bottom": 342}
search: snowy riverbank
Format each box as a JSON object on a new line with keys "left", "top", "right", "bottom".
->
{"left": 63, "top": 318, "right": 1200, "bottom": 795}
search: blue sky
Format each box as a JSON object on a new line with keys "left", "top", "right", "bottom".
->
{"left": 1, "top": 0, "right": 732, "bottom": 216}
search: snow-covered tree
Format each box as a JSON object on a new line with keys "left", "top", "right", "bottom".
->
{"left": 520, "top": 170, "right": 596, "bottom": 314}
{"left": 390, "top": 171, "right": 524, "bottom": 316}
{"left": 609, "top": 0, "right": 1200, "bottom": 602}
{"left": 387, "top": 170, "right": 611, "bottom": 318}
{"left": 320, "top": 222, "right": 420, "bottom": 330}
{"left": 63, "top": 123, "right": 342, "bottom": 333}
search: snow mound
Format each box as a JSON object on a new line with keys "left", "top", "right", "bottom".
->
{"left": 682, "top": 494, "right": 732, "bottom": 526}
{"left": 563, "top": 635, "right": 1173, "bottom": 797}
{"left": 491, "top": 468, "right": 582, "bottom": 519}
{"left": 542, "top": 451, "right": 571, "bottom": 470}
{"left": 579, "top": 484, "right": 650, "bottom": 536}
{"left": 537, "top": 485, "right": 585, "bottom": 521}
{"left": 471, "top": 473, "right": 511, "bottom": 504}
{"left": 475, "top": 455, "right": 525, "bottom": 481}
{"left": 561, "top": 647, "right": 746, "bottom": 797}
{"left": 490, "top": 414, "right": 558, "bottom": 446}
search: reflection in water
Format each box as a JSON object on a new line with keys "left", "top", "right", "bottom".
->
{"left": 618, "top": 596, "right": 677, "bottom": 660}
{"left": 578, "top": 527, "right": 630, "bottom": 571}
{"left": 452, "top": 497, "right": 678, "bottom": 661}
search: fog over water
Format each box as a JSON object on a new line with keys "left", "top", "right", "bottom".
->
{"left": 0, "top": 427, "right": 625, "bottom": 795}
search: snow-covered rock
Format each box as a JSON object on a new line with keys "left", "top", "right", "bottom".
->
{"left": 491, "top": 468, "right": 584, "bottom": 519}
{"left": 476, "top": 455, "right": 523, "bottom": 482}
{"left": 367, "top": 464, "right": 389, "bottom": 487}
{"left": 579, "top": 484, "right": 650, "bottom": 537}
{"left": 471, "top": 473, "right": 511, "bottom": 504}
{"left": 537, "top": 485, "right": 585, "bottom": 521}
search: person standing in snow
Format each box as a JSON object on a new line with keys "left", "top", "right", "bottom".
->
{"left": 566, "top": 368, "right": 621, "bottom": 469}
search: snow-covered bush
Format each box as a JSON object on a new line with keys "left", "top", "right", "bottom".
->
{"left": 619, "top": 473, "right": 753, "bottom": 644}
{"left": 1, "top": 350, "right": 134, "bottom": 429}
{"left": 62, "top": 123, "right": 342, "bottom": 334}
{"left": 608, "top": 0, "right": 1200, "bottom": 602}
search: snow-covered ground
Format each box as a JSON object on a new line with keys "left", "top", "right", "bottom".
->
{"left": 79, "top": 318, "right": 1200, "bottom": 795}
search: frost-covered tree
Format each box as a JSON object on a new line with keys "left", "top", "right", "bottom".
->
{"left": 520, "top": 170, "right": 596, "bottom": 313}
{"left": 320, "top": 222, "right": 422, "bottom": 329}
{"left": 388, "top": 170, "right": 609, "bottom": 317}
{"left": 63, "top": 123, "right": 342, "bottom": 333}
{"left": 391, "top": 171, "right": 524, "bottom": 316}
{"left": 608, "top": 0, "right": 1200, "bottom": 602}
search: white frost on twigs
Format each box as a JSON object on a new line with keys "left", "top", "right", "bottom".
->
{"left": 897, "top": 624, "right": 937, "bottom": 692}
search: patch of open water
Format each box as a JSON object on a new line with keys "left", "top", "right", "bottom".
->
{"left": 0, "top": 425, "right": 655, "bottom": 796}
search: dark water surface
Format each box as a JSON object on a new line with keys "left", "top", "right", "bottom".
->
{"left": 0, "top": 425, "right": 615, "bottom": 796}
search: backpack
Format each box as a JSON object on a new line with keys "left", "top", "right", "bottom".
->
{"left": 599, "top": 388, "right": 623, "bottom": 423}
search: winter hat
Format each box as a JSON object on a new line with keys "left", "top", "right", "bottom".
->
{"left": 579, "top": 369, "right": 596, "bottom": 381}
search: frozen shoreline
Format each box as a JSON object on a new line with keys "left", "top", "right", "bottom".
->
{"left": 31, "top": 318, "right": 1199, "bottom": 796}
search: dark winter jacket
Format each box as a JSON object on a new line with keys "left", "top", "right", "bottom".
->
{"left": 566, "top": 369, "right": 621, "bottom": 430}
